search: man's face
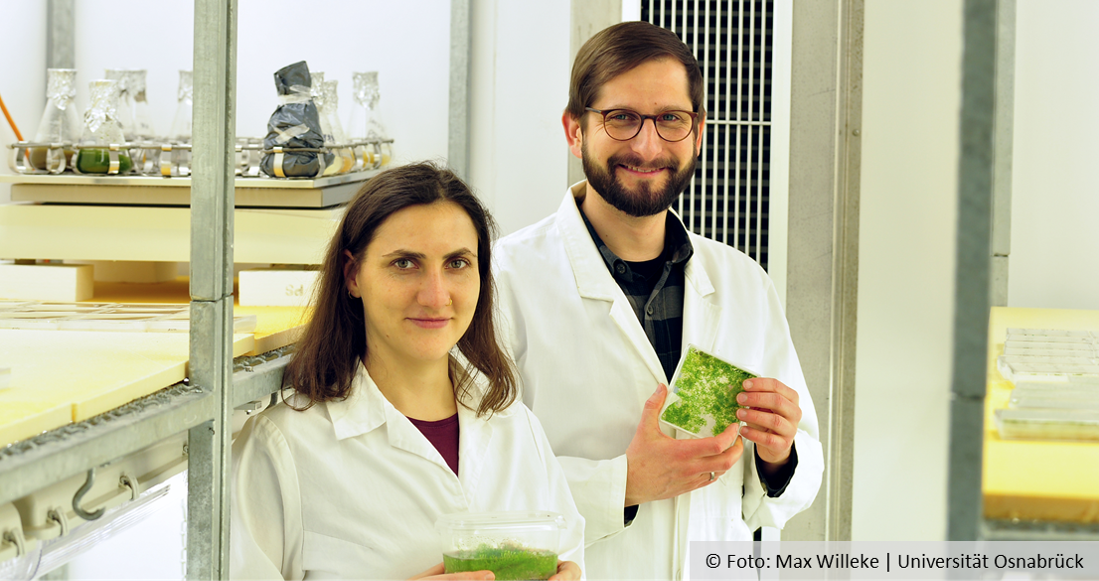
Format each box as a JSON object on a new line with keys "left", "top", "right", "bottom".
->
{"left": 571, "top": 57, "right": 704, "bottom": 217}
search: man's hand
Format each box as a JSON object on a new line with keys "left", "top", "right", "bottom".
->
{"left": 735, "top": 378, "right": 801, "bottom": 470}
{"left": 624, "top": 384, "right": 743, "bottom": 507}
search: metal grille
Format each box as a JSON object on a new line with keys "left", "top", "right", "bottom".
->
{"left": 642, "top": 0, "right": 773, "bottom": 270}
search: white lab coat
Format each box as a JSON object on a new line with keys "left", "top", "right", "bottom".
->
{"left": 230, "top": 361, "right": 585, "bottom": 580}
{"left": 492, "top": 183, "right": 824, "bottom": 580}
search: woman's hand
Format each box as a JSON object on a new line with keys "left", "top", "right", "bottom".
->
{"left": 548, "top": 560, "right": 581, "bottom": 580}
{"left": 409, "top": 562, "right": 494, "bottom": 580}
{"left": 411, "top": 560, "right": 578, "bottom": 580}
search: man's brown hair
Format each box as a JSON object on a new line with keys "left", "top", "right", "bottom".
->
{"left": 566, "top": 21, "right": 706, "bottom": 124}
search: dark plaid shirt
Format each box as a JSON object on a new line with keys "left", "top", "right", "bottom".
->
{"left": 577, "top": 200, "right": 797, "bottom": 506}
{"left": 578, "top": 205, "right": 693, "bottom": 381}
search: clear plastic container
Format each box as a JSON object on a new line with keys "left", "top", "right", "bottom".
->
{"left": 435, "top": 511, "right": 564, "bottom": 580}
{"left": 1005, "top": 328, "right": 1095, "bottom": 341}
{"left": 1002, "top": 343, "right": 1098, "bottom": 357}
{"left": 995, "top": 408, "right": 1099, "bottom": 442}
{"left": 996, "top": 355, "right": 1099, "bottom": 384}
{"left": 659, "top": 344, "right": 753, "bottom": 438}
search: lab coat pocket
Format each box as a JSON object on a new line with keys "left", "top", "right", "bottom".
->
{"left": 302, "top": 529, "right": 394, "bottom": 579}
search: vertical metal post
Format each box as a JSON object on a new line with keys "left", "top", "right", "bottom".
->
{"left": 187, "top": 0, "right": 237, "bottom": 578}
{"left": 448, "top": 0, "right": 471, "bottom": 180}
{"left": 990, "top": 0, "right": 1015, "bottom": 307}
{"left": 46, "top": 0, "right": 75, "bottom": 70}
{"left": 785, "top": 0, "right": 862, "bottom": 541}
{"left": 948, "top": 0, "right": 997, "bottom": 542}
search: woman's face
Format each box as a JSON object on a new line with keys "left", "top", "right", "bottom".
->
{"left": 345, "top": 201, "right": 480, "bottom": 368}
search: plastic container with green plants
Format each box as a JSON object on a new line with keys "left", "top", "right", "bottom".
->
{"left": 435, "top": 511, "right": 565, "bottom": 581}
{"left": 443, "top": 542, "right": 558, "bottom": 580}
{"left": 660, "top": 345, "right": 757, "bottom": 438}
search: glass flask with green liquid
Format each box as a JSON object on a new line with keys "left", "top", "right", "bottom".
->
{"left": 75, "top": 79, "right": 132, "bottom": 174}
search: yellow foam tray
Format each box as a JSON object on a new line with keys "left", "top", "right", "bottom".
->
{"left": 982, "top": 306, "right": 1099, "bottom": 523}
{"left": 0, "top": 329, "right": 252, "bottom": 448}
{"left": 0, "top": 277, "right": 312, "bottom": 447}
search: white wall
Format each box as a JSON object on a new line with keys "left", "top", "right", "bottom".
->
{"left": 0, "top": 3, "right": 47, "bottom": 205}
{"left": 852, "top": 0, "right": 963, "bottom": 541}
{"left": 468, "top": 0, "right": 572, "bottom": 236}
{"left": 1008, "top": 0, "right": 1099, "bottom": 311}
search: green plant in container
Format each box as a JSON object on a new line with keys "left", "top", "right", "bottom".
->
{"left": 444, "top": 542, "right": 558, "bottom": 580}
{"left": 660, "top": 345, "right": 756, "bottom": 438}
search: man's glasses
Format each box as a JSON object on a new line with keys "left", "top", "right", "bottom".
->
{"left": 585, "top": 107, "right": 699, "bottom": 142}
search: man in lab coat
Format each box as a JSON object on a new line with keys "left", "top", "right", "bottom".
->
{"left": 492, "top": 21, "right": 824, "bottom": 580}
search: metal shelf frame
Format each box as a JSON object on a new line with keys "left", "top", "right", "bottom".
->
{"left": 947, "top": 0, "right": 1094, "bottom": 543}
{"left": 0, "top": 0, "right": 472, "bottom": 578}
{"left": 0, "top": 351, "right": 291, "bottom": 509}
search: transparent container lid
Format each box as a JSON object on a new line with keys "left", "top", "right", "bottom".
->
{"left": 435, "top": 511, "right": 565, "bottom": 534}
{"left": 996, "top": 355, "right": 1099, "bottom": 384}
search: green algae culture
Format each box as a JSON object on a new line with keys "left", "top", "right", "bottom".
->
{"left": 661, "top": 346, "right": 756, "bottom": 437}
{"left": 443, "top": 544, "right": 558, "bottom": 580}
{"left": 76, "top": 148, "right": 133, "bottom": 174}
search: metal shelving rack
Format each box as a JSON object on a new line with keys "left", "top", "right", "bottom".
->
{"left": 947, "top": 0, "right": 1098, "bottom": 543}
{"left": 0, "top": 0, "right": 471, "bottom": 578}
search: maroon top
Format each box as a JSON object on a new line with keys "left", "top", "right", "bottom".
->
{"left": 408, "top": 413, "right": 460, "bottom": 475}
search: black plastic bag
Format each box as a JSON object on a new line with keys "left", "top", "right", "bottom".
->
{"left": 260, "top": 61, "right": 334, "bottom": 178}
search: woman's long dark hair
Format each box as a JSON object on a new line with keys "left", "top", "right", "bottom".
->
{"left": 283, "top": 162, "right": 517, "bottom": 416}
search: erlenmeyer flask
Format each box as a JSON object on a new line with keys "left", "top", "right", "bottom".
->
{"left": 322, "top": 80, "right": 355, "bottom": 174}
{"left": 163, "top": 70, "right": 193, "bottom": 176}
{"left": 260, "top": 60, "right": 330, "bottom": 178}
{"left": 128, "top": 70, "right": 155, "bottom": 140}
{"left": 28, "top": 68, "right": 80, "bottom": 173}
{"left": 75, "top": 79, "right": 133, "bottom": 174}
{"left": 126, "top": 69, "right": 158, "bottom": 174}
{"left": 310, "top": 72, "right": 341, "bottom": 176}
{"left": 104, "top": 69, "right": 135, "bottom": 141}
{"left": 347, "top": 71, "right": 393, "bottom": 170}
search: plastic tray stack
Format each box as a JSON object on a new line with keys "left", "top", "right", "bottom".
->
{"left": 995, "top": 328, "right": 1099, "bottom": 442}
{"left": 0, "top": 300, "right": 256, "bottom": 333}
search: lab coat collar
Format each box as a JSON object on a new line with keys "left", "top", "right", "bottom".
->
{"left": 557, "top": 181, "right": 715, "bottom": 300}
{"left": 326, "top": 358, "right": 516, "bottom": 442}
{"left": 325, "top": 362, "right": 393, "bottom": 441}
{"left": 554, "top": 182, "right": 687, "bottom": 383}
{"left": 556, "top": 182, "right": 622, "bottom": 302}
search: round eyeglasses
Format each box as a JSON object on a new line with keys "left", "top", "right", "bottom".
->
{"left": 585, "top": 107, "right": 699, "bottom": 142}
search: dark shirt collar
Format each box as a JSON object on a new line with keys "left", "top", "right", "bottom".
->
{"left": 576, "top": 196, "right": 693, "bottom": 276}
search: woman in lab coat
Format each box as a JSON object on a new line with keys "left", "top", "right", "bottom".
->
{"left": 230, "top": 163, "right": 584, "bottom": 580}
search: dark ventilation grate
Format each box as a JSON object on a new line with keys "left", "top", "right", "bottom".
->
{"left": 641, "top": 0, "right": 774, "bottom": 271}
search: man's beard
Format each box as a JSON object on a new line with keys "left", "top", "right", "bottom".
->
{"left": 581, "top": 142, "right": 697, "bottom": 217}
